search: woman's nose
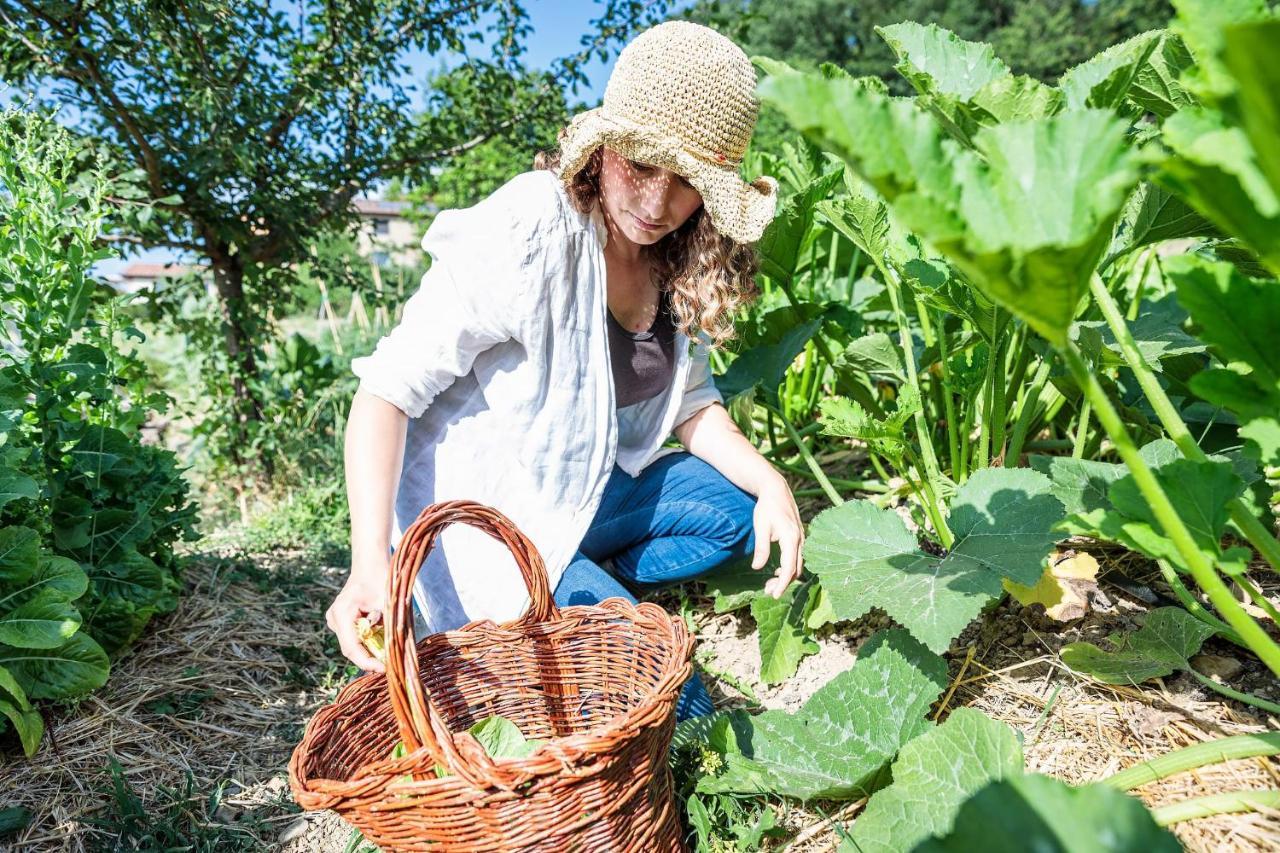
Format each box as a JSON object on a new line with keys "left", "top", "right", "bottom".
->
{"left": 638, "top": 171, "right": 675, "bottom": 219}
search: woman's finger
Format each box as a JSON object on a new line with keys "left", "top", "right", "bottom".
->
{"left": 751, "top": 517, "right": 773, "bottom": 570}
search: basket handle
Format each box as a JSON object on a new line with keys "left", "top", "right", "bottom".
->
{"left": 383, "top": 499, "right": 562, "bottom": 781}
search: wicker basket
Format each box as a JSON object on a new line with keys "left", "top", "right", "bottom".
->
{"left": 288, "top": 499, "right": 695, "bottom": 852}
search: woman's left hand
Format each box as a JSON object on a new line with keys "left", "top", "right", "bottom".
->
{"left": 750, "top": 475, "right": 806, "bottom": 598}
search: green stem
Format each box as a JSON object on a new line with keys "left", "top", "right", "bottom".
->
{"left": 1156, "top": 560, "right": 1247, "bottom": 649}
{"left": 991, "top": 333, "right": 1009, "bottom": 463}
{"left": 936, "top": 311, "right": 961, "bottom": 476}
{"left": 769, "top": 403, "right": 843, "bottom": 506}
{"left": 1072, "top": 398, "right": 1092, "bottom": 459}
{"left": 1005, "top": 357, "right": 1054, "bottom": 467}
{"left": 873, "top": 256, "right": 945, "bottom": 493}
{"left": 1060, "top": 340, "right": 1280, "bottom": 678}
{"left": 958, "top": 400, "right": 974, "bottom": 482}
{"left": 772, "top": 460, "right": 888, "bottom": 492}
{"left": 765, "top": 408, "right": 781, "bottom": 454}
{"left": 906, "top": 447, "right": 953, "bottom": 548}
{"left": 1188, "top": 669, "right": 1280, "bottom": 715}
{"left": 1235, "top": 573, "right": 1280, "bottom": 625}
{"left": 1152, "top": 790, "right": 1280, "bottom": 827}
{"left": 976, "top": 343, "right": 996, "bottom": 469}
{"left": 1089, "top": 273, "right": 1280, "bottom": 575}
{"left": 1104, "top": 732, "right": 1280, "bottom": 790}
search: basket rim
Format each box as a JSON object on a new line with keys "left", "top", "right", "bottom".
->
{"left": 290, "top": 596, "right": 693, "bottom": 799}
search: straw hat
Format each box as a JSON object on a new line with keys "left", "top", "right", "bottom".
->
{"left": 554, "top": 20, "right": 779, "bottom": 244}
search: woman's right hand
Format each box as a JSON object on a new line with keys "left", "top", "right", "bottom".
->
{"left": 326, "top": 553, "right": 390, "bottom": 674}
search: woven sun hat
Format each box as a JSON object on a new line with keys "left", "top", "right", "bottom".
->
{"left": 554, "top": 20, "right": 779, "bottom": 244}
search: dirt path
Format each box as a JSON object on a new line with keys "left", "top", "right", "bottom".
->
{"left": 3, "top": 539, "right": 1278, "bottom": 851}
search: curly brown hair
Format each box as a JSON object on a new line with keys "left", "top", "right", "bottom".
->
{"left": 532, "top": 144, "right": 761, "bottom": 350}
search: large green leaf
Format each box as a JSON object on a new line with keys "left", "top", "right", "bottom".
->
{"left": 805, "top": 468, "right": 1065, "bottom": 653}
{"left": 1225, "top": 20, "right": 1280, "bottom": 213}
{"left": 0, "top": 631, "right": 110, "bottom": 700}
{"left": 756, "top": 71, "right": 957, "bottom": 206}
{"left": 840, "top": 709, "right": 1023, "bottom": 853}
{"left": 1110, "top": 182, "right": 1217, "bottom": 256}
{"left": 757, "top": 170, "right": 843, "bottom": 284}
{"left": 914, "top": 773, "right": 1179, "bottom": 852}
{"left": 752, "top": 580, "right": 819, "bottom": 686}
{"left": 1061, "top": 607, "right": 1214, "bottom": 684}
{"left": 878, "top": 22, "right": 1009, "bottom": 102}
{"left": 1159, "top": 107, "right": 1280, "bottom": 276}
{"left": 696, "top": 629, "right": 947, "bottom": 801}
{"left": 0, "top": 596, "right": 81, "bottom": 650}
{"left": 714, "top": 312, "right": 825, "bottom": 407}
{"left": 0, "top": 664, "right": 43, "bottom": 756}
{"left": 1073, "top": 294, "right": 1204, "bottom": 372}
{"left": 0, "top": 471, "right": 38, "bottom": 513}
{"left": 1058, "top": 30, "right": 1160, "bottom": 112}
{"left": 1167, "top": 255, "right": 1280, "bottom": 467}
{"left": 935, "top": 111, "right": 1141, "bottom": 344}
{"left": 877, "top": 22, "right": 1012, "bottom": 143}
{"left": 1126, "top": 30, "right": 1195, "bottom": 119}
{"left": 762, "top": 69, "right": 1141, "bottom": 344}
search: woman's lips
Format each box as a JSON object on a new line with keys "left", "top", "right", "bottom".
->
{"left": 630, "top": 212, "right": 662, "bottom": 230}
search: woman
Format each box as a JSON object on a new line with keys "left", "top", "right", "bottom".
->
{"left": 326, "top": 20, "right": 804, "bottom": 721}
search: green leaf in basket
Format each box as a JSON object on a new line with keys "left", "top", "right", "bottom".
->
{"left": 468, "top": 714, "right": 545, "bottom": 760}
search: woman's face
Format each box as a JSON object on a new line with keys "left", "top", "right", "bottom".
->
{"left": 598, "top": 147, "right": 704, "bottom": 253}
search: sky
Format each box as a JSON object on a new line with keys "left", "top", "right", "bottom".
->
{"left": 64, "top": 0, "right": 694, "bottom": 276}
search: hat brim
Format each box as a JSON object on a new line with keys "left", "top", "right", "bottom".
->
{"left": 555, "top": 108, "right": 779, "bottom": 244}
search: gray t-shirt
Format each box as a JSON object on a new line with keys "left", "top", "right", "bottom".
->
{"left": 607, "top": 288, "right": 676, "bottom": 408}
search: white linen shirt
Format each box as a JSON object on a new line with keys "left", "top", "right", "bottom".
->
{"left": 350, "top": 168, "right": 724, "bottom": 633}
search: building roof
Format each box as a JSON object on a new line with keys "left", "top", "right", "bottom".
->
{"left": 352, "top": 198, "right": 411, "bottom": 216}
{"left": 120, "top": 262, "right": 200, "bottom": 278}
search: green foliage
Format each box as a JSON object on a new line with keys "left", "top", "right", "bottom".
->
{"left": 1040, "top": 440, "right": 1252, "bottom": 575}
{"left": 805, "top": 469, "right": 1065, "bottom": 653}
{"left": 751, "top": 579, "right": 820, "bottom": 685}
{"left": 1167, "top": 255, "right": 1280, "bottom": 471}
{"left": 914, "top": 773, "right": 1180, "bottom": 851}
{"left": 1061, "top": 607, "right": 1214, "bottom": 683}
{"left": 695, "top": 629, "right": 948, "bottom": 801}
{"left": 1157, "top": 2, "right": 1280, "bottom": 275}
{"left": 839, "top": 709, "right": 1023, "bottom": 853}
{"left": 0, "top": 107, "right": 196, "bottom": 756}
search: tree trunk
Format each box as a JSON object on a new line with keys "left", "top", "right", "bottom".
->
{"left": 211, "top": 255, "right": 275, "bottom": 481}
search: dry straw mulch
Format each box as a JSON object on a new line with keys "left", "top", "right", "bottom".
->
{"left": 3, "top": 524, "right": 1279, "bottom": 851}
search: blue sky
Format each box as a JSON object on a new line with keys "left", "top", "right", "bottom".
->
{"left": 66, "top": 0, "right": 693, "bottom": 274}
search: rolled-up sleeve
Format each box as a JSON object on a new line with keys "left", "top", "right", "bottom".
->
{"left": 350, "top": 183, "right": 536, "bottom": 419}
{"left": 673, "top": 334, "right": 725, "bottom": 429}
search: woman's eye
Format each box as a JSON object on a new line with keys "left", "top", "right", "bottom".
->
{"left": 629, "top": 159, "right": 653, "bottom": 172}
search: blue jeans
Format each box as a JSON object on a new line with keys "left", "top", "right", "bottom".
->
{"left": 553, "top": 451, "right": 757, "bottom": 721}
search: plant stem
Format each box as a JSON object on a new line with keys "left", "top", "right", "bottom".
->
{"left": 1188, "top": 669, "right": 1280, "bottom": 715}
{"left": 772, "top": 460, "right": 887, "bottom": 492}
{"left": 1072, "top": 398, "right": 1092, "bottom": 459}
{"left": 1156, "top": 560, "right": 1247, "bottom": 649}
{"left": 1089, "top": 273, "right": 1280, "bottom": 574}
{"left": 1151, "top": 790, "right": 1280, "bottom": 827}
{"left": 768, "top": 403, "right": 843, "bottom": 506}
{"left": 906, "top": 445, "right": 954, "bottom": 548}
{"left": 990, "top": 333, "right": 1009, "bottom": 463}
{"left": 1104, "top": 732, "right": 1280, "bottom": 790}
{"left": 1005, "top": 357, "right": 1054, "bottom": 467}
{"left": 936, "top": 311, "right": 961, "bottom": 477}
{"left": 872, "top": 256, "right": 946, "bottom": 493}
{"left": 1060, "top": 340, "right": 1280, "bottom": 677}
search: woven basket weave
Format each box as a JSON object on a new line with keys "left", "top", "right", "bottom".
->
{"left": 288, "top": 499, "right": 695, "bottom": 851}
